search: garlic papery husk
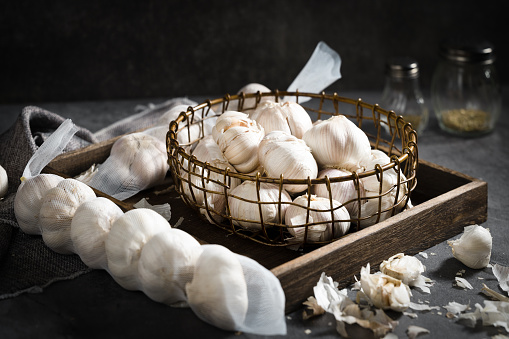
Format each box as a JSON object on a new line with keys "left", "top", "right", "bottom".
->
{"left": 380, "top": 253, "right": 431, "bottom": 293}
{"left": 359, "top": 263, "right": 411, "bottom": 312}
{"left": 302, "top": 115, "right": 371, "bottom": 170}
{"left": 87, "top": 132, "right": 168, "bottom": 201}
{"left": 312, "top": 168, "right": 364, "bottom": 217}
{"left": 138, "top": 229, "right": 203, "bottom": 306}
{"left": 284, "top": 194, "right": 350, "bottom": 243}
{"left": 228, "top": 181, "right": 291, "bottom": 230}
{"left": 448, "top": 224, "right": 492, "bottom": 269}
{"left": 14, "top": 173, "right": 64, "bottom": 235}
{"left": 212, "top": 111, "right": 264, "bottom": 174}
{"left": 39, "top": 178, "right": 97, "bottom": 254}
{"left": 258, "top": 131, "right": 318, "bottom": 194}
{"left": 248, "top": 101, "right": 313, "bottom": 138}
{"left": 0, "top": 164, "right": 7, "bottom": 198}
{"left": 70, "top": 197, "right": 124, "bottom": 269}
{"left": 186, "top": 244, "right": 249, "bottom": 332}
{"left": 105, "top": 208, "right": 171, "bottom": 290}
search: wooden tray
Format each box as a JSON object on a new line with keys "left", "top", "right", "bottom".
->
{"left": 44, "top": 138, "right": 488, "bottom": 313}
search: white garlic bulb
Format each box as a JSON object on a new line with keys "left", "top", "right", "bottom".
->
{"left": 158, "top": 104, "right": 195, "bottom": 126}
{"left": 39, "top": 178, "right": 97, "bottom": 254}
{"left": 380, "top": 253, "right": 430, "bottom": 293}
{"left": 105, "top": 208, "right": 171, "bottom": 290}
{"left": 249, "top": 101, "right": 312, "bottom": 138}
{"left": 448, "top": 224, "right": 492, "bottom": 269}
{"left": 14, "top": 173, "right": 64, "bottom": 235}
{"left": 0, "top": 164, "right": 7, "bottom": 198}
{"left": 258, "top": 131, "right": 318, "bottom": 194}
{"left": 228, "top": 181, "right": 291, "bottom": 230}
{"left": 360, "top": 263, "right": 411, "bottom": 312}
{"left": 70, "top": 197, "right": 124, "bottom": 269}
{"left": 302, "top": 115, "right": 371, "bottom": 170}
{"left": 138, "top": 229, "right": 203, "bottom": 305}
{"left": 285, "top": 194, "right": 350, "bottom": 243}
{"left": 237, "top": 82, "right": 272, "bottom": 111}
{"left": 312, "top": 168, "right": 364, "bottom": 217}
{"left": 186, "top": 245, "right": 249, "bottom": 331}
{"left": 212, "top": 111, "right": 264, "bottom": 174}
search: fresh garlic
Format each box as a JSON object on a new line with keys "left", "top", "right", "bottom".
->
{"left": 138, "top": 229, "right": 203, "bottom": 306}
{"left": 186, "top": 245, "right": 249, "bottom": 331}
{"left": 380, "top": 253, "right": 431, "bottom": 293}
{"left": 285, "top": 194, "right": 350, "bottom": 243}
{"left": 70, "top": 197, "right": 124, "bottom": 269}
{"left": 359, "top": 263, "right": 411, "bottom": 312}
{"left": 14, "top": 173, "right": 64, "bottom": 235}
{"left": 312, "top": 168, "right": 364, "bottom": 217}
{"left": 236, "top": 83, "right": 272, "bottom": 111}
{"left": 212, "top": 111, "right": 264, "bottom": 174}
{"left": 258, "top": 131, "right": 318, "bottom": 193}
{"left": 0, "top": 164, "right": 7, "bottom": 198}
{"left": 302, "top": 115, "right": 372, "bottom": 170}
{"left": 249, "top": 101, "right": 312, "bottom": 138}
{"left": 228, "top": 181, "right": 291, "bottom": 230}
{"left": 448, "top": 224, "right": 492, "bottom": 269}
{"left": 39, "top": 178, "right": 96, "bottom": 254}
{"left": 105, "top": 208, "right": 171, "bottom": 290}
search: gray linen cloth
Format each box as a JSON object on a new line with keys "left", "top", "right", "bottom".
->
{"left": 0, "top": 98, "right": 195, "bottom": 299}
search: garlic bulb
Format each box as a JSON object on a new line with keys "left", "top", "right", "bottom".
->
{"left": 302, "top": 115, "right": 371, "bottom": 170}
{"left": 0, "top": 164, "right": 7, "bottom": 198}
{"left": 258, "top": 131, "right": 318, "bottom": 193}
{"left": 249, "top": 101, "right": 312, "bottom": 138}
{"left": 186, "top": 245, "right": 249, "bottom": 331}
{"left": 237, "top": 82, "right": 272, "bottom": 111}
{"left": 212, "top": 111, "right": 264, "bottom": 174}
{"left": 138, "top": 229, "right": 203, "bottom": 305}
{"left": 158, "top": 104, "right": 195, "bottom": 126}
{"left": 70, "top": 197, "right": 124, "bottom": 269}
{"left": 285, "top": 194, "right": 350, "bottom": 243}
{"left": 380, "top": 253, "right": 430, "bottom": 293}
{"left": 105, "top": 208, "right": 171, "bottom": 290}
{"left": 312, "top": 168, "right": 364, "bottom": 217}
{"left": 360, "top": 263, "right": 411, "bottom": 312}
{"left": 228, "top": 181, "right": 291, "bottom": 230}
{"left": 14, "top": 173, "right": 64, "bottom": 235}
{"left": 448, "top": 224, "right": 492, "bottom": 269}
{"left": 39, "top": 178, "right": 97, "bottom": 254}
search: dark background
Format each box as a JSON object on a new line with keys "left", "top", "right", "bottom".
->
{"left": 1, "top": 0, "right": 507, "bottom": 104}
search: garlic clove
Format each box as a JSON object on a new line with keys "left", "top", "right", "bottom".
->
{"left": 448, "top": 224, "right": 492, "bottom": 269}
{"left": 0, "top": 165, "right": 8, "bottom": 198}
{"left": 70, "top": 197, "right": 124, "bottom": 269}
{"left": 380, "top": 253, "right": 431, "bottom": 293}
{"left": 105, "top": 208, "right": 171, "bottom": 290}
{"left": 39, "top": 178, "right": 97, "bottom": 254}
{"left": 248, "top": 101, "right": 312, "bottom": 138}
{"left": 186, "top": 244, "right": 248, "bottom": 331}
{"left": 138, "top": 229, "right": 203, "bottom": 306}
{"left": 285, "top": 194, "right": 350, "bottom": 243}
{"left": 258, "top": 131, "right": 318, "bottom": 193}
{"left": 14, "top": 173, "right": 64, "bottom": 235}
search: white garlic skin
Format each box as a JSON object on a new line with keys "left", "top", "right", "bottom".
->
{"left": 448, "top": 224, "right": 492, "bottom": 269}
{"left": 105, "top": 208, "right": 171, "bottom": 290}
{"left": 70, "top": 197, "right": 124, "bottom": 269}
{"left": 258, "top": 131, "right": 318, "bottom": 194}
{"left": 285, "top": 194, "right": 350, "bottom": 243}
{"left": 14, "top": 173, "right": 64, "bottom": 235}
{"left": 0, "top": 164, "right": 7, "bottom": 198}
{"left": 302, "top": 115, "right": 372, "bottom": 170}
{"left": 249, "top": 101, "right": 312, "bottom": 138}
{"left": 237, "top": 83, "right": 272, "bottom": 111}
{"left": 228, "top": 181, "right": 291, "bottom": 230}
{"left": 379, "top": 253, "right": 426, "bottom": 286}
{"left": 138, "top": 229, "right": 203, "bottom": 305}
{"left": 39, "top": 178, "right": 96, "bottom": 254}
{"left": 186, "top": 245, "right": 248, "bottom": 331}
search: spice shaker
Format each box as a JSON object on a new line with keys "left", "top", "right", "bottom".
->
{"left": 431, "top": 37, "right": 501, "bottom": 136}
{"left": 380, "top": 57, "right": 429, "bottom": 135}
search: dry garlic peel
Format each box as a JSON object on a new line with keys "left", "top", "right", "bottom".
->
{"left": 285, "top": 194, "right": 350, "bottom": 243}
{"left": 0, "top": 164, "right": 7, "bottom": 198}
{"left": 70, "top": 197, "right": 124, "bottom": 269}
{"left": 39, "top": 178, "right": 96, "bottom": 254}
{"left": 448, "top": 224, "right": 492, "bottom": 269}
{"left": 380, "top": 253, "right": 430, "bottom": 293}
{"left": 249, "top": 101, "right": 312, "bottom": 138}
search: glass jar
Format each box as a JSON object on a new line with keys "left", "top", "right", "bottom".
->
{"left": 431, "top": 38, "right": 501, "bottom": 137}
{"left": 380, "top": 57, "right": 429, "bottom": 135}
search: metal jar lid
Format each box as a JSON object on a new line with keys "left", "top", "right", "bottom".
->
{"left": 439, "top": 37, "right": 495, "bottom": 64}
{"left": 385, "top": 57, "right": 419, "bottom": 79}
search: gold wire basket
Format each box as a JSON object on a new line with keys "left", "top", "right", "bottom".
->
{"left": 166, "top": 90, "right": 418, "bottom": 247}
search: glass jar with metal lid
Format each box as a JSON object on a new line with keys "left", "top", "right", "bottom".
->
{"left": 380, "top": 56, "right": 429, "bottom": 135}
{"left": 431, "top": 37, "right": 501, "bottom": 137}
